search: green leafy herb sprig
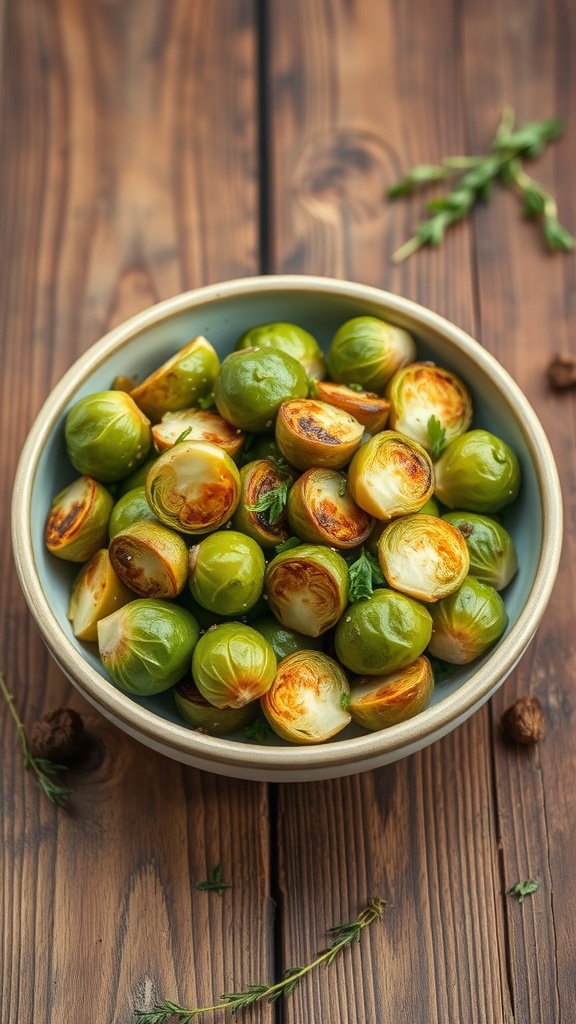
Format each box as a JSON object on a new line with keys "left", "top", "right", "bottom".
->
{"left": 196, "top": 864, "right": 231, "bottom": 898}
{"left": 507, "top": 878, "right": 540, "bottom": 904}
{"left": 245, "top": 479, "right": 290, "bottom": 526}
{"left": 427, "top": 415, "right": 447, "bottom": 459}
{"left": 348, "top": 548, "right": 386, "bottom": 602}
{"left": 389, "top": 108, "right": 574, "bottom": 262}
{"left": 243, "top": 718, "right": 274, "bottom": 744}
{"left": 0, "top": 669, "right": 72, "bottom": 808}
{"left": 133, "top": 896, "right": 387, "bottom": 1023}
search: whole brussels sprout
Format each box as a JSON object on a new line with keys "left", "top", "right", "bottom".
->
{"left": 385, "top": 362, "right": 473, "bottom": 454}
{"left": 174, "top": 678, "right": 258, "bottom": 735}
{"left": 261, "top": 651, "right": 351, "bottom": 744}
{"left": 265, "top": 544, "right": 349, "bottom": 637}
{"left": 434, "top": 429, "right": 521, "bottom": 513}
{"left": 64, "top": 391, "right": 152, "bottom": 483}
{"left": 214, "top": 348, "right": 308, "bottom": 432}
{"left": 97, "top": 599, "right": 200, "bottom": 695}
{"left": 236, "top": 322, "right": 326, "bottom": 380}
{"left": 188, "top": 530, "right": 266, "bottom": 616}
{"left": 129, "top": 335, "right": 220, "bottom": 422}
{"left": 349, "top": 656, "right": 434, "bottom": 730}
{"left": 275, "top": 399, "right": 364, "bottom": 471}
{"left": 108, "top": 486, "right": 157, "bottom": 540}
{"left": 327, "top": 315, "right": 416, "bottom": 391}
{"left": 192, "top": 623, "right": 277, "bottom": 708}
{"left": 377, "top": 513, "right": 470, "bottom": 602}
{"left": 45, "top": 475, "right": 114, "bottom": 562}
{"left": 334, "top": 588, "right": 432, "bottom": 676}
{"left": 347, "top": 431, "right": 434, "bottom": 520}
{"left": 146, "top": 439, "right": 241, "bottom": 534}
{"left": 441, "top": 511, "right": 518, "bottom": 590}
{"left": 427, "top": 576, "right": 508, "bottom": 664}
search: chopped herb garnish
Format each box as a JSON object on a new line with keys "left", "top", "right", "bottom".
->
{"left": 427, "top": 415, "right": 447, "bottom": 459}
{"left": 243, "top": 718, "right": 274, "bottom": 744}
{"left": 507, "top": 879, "right": 540, "bottom": 904}
{"left": 197, "top": 392, "right": 215, "bottom": 410}
{"left": 245, "top": 481, "right": 290, "bottom": 526}
{"left": 275, "top": 536, "right": 303, "bottom": 554}
{"left": 348, "top": 548, "right": 386, "bottom": 602}
{"left": 346, "top": 382, "right": 365, "bottom": 392}
{"left": 196, "top": 863, "right": 232, "bottom": 897}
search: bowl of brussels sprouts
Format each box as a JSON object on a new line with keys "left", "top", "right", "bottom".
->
{"left": 11, "top": 276, "right": 562, "bottom": 781}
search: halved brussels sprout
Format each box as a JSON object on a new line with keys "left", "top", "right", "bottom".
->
{"left": 129, "top": 336, "right": 220, "bottom": 422}
{"left": 312, "top": 380, "right": 391, "bottom": 434}
{"left": 327, "top": 316, "right": 416, "bottom": 391}
{"left": 264, "top": 544, "right": 349, "bottom": 637}
{"left": 65, "top": 391, "right": 152, "bottom": 482}
{"left": 174, "top": 677, "right": 258, "bottom": 735}
{"left": 287, "top": 468, "right": 373, "bottom": 549}
{"left": 145, "top": 439, "right": 241, "bottom": 534}
{"left": 377, "top": 513, "right": 470, "bottom": 602}
{"left": 347, "top": 431, "right": 434, "bottom": 520}
{"left": 109, "top": 520, "right": 189, "bottom": 598}
{"left": 427, "top": 575, "right": 508, "bottom": 664}
{"left": 151, "top": 407, "right": 244, "bottom": 460}
{"left": 97, "top": 599, "right": 200, "bottom": 695}
{"left": 108, "top": 486, "right": 157, "bottom": 540}
{"left": 213, "top": 348, "right": 309, "bottom": 432}
{"left": 67, "top": 549, "right": 133, "bottom": 641}
{"left": 261, "top": 651, "right": 351, "bottom": 744}
{"left": 45, "top": 476, "right": 114, "bottom": 562}
{"left": 250, "top": 616, "right": 323, "bottom": 661}
{"left": 349, "top": 655, "right": 434, "bottom": 730}
{"left": 236, "top": 322, "right": 326, "bottom": 380}
{"left": 232, "top": 459, "right": 293, "bottom": 547}
{"left": 334, "top": 588, "right": 433, "bottom": 675}
{"left": 385, "top": 362, "right": 473, "bottom": 453}
{"left": 275, "top": 399, "right": 364, "bottom": 471}
{"left": 189, "top": 530, "right": 266, "bottom": 615}
{"left": 434, "top": 429, "right": 521, "bottom": 513}
{"left": 191, "top": 623, "right": 277, "bottom": 708}
{"left": 442, "top": 512, "right": 518, "bottom": 590}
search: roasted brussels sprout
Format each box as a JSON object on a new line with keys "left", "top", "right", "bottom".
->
{"left": 236, "top": 322, "right": 326, "bottom": 380}
{"left": 191, "top": 623, "right": 277, "bottom": 708}
{"left": 434, "top": 429, "right": 521, "bottom": 512}
{"left": 65, "top": 391, "right": 152, "bottom": 483}
{"left": 287, "top": 468, "right": 373, "bottom": 549}
{"left": 347, "top": 430, "right": 434, "bottom": 520}
{"left": 129, "top": 336, "right": 220, "bottom": 422}
{"left": 334, "top": 588, "right": 433, "bottom": 675}
{"left": 174, "top": 677, "right": 258, "bottom": 735}
{"left": 116, "top": 454, "right": 159, "bottom": 496}
{"left": 97, "top": 599, "right": 200, "bottom": 695}
{"left": 265, "top": 544, "right": 349, "bottom": 637}
{"left": 441, "top": 512, "right": 518, "bottom": 590}
{"left": 261, "top": 651, "right": 351, "bottom": 744}
{"left": 188, "top": 530, "right": 266, "bottom": 616}
{"left": 109, "top": 520, "right": 189, "bottom": 598}
{"left": 327, "top": 315, "right": 416, "bottom": 391}
{"left": 213, "top": 348, "right": 309, "bottom": 432}
{"left": 275, "top": 399, "right": 364, "bottom": 471}
{"left": 377, "top": 513, "right": 470, "bottom": 602}
{"left": 45, "top": 476, "right": 114, "bottom": 562}
{"left": 151, "top": 407, "right": 244, "bottom": 460}
{"left": 250, "top": 616, "right": 323, "bottom": 661}
{"left": 385, "top": 362, "right": 473, "bottom": 454}
{"left": 427, "top": 576, "right": 508, "bottom": 663}
{"left": 312, "top": 380, "right": 391, "bottom": 434}
{"left": 231, "top": 459, "right": 293, "bottom": 547}
{"left": 145, "top": 439, "right": 241, "bottom": 534}
{"left": 108, "top": 486, "right": 157, "bottom": 540}
{"left": 349, "top": 655, "right": 434, "bottom": 730}
{"left": 67, "top": 549, "right": 133, "bottom": 641}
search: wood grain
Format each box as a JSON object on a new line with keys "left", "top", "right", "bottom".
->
{"left": 0, "top": 3, "right": 272, "bottom": 1023}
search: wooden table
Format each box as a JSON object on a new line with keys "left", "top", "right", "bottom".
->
{"left": 2, "top": 2, "right": 575, "bottom": 1021}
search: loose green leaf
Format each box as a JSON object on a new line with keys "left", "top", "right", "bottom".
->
{"left": 338, "top": 477, "right": 347, "bottom": 497}
{"left": 243, "top": 718, "right": 274, "bottom": 744}
{"left": 196, "top": 863, "right": 232, "bottom": 897}
{"left": 133, "top": 897, "right": 387, "bottom": 1023}
{"left": 174, "top": 426, "right": 193, "bottom": 445}
{"left": 427, "top": 415, "right": 447, "bottom": 459}
{"left": 507, "top": 879, "right": 540, "bottom": 904}
{"left": 197, "top": 392, "right": 216, "bottom": 410}
{"left": 346, "top": 382, "right": 365, "bottom": 392}
{"left": 246, "top": 481, "right": 289, "bottom": 526}
{"left": 275, "top": 536, "right": 302, "bottom": 554}
{"left": 348, "top": 549, "right": 386, "bottom": 602}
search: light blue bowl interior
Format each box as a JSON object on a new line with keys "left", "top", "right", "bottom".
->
{"left": 29, "top": 286, "right": 541, "bottom": 744}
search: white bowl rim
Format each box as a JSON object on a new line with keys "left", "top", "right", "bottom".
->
{"left": 11, "top": 274, "right": 563, "bottom": 773}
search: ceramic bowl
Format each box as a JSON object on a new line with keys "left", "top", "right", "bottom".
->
{"left": 11, "top": 275, "right": 562, "bottom": 782}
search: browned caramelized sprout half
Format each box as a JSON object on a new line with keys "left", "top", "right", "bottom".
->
{"left": 261, "top": 651, "right": 351, "bottom": 744}
{"left": 67, "top": 548, "right": 133, "bottom": 641}
{"left": 264, "top": 544, "right": 349, "bottom": 637}
{"left": 377, "top": 513, "right": 470, "bottom": 602}
{"left": 151, "top": 407, "right": 244, "bottom": 459}
{"left": 275, "top": 398, "right": 364, "bottom": 471}
{"left": 109, "top": 520, "right": 189, "bottom": 599}
{"left": 45, "top": 476, "right": 114, "bottom": 562}
{"left": 287, "top": 468, "right": 373, "bottom": 549}
{"left": 145, "top": 439, "right": 241, "bottom": 534}
{"left": 231, "top": 459, "right": 294, "bottom": 547}
{"left": 349, "top": 656, "right": 434, "bottom": 730}
{"left": 129, "top": 336, "right": 220, "bottom": 422}
{"left": 386, "top": 362, "right": 473, "bottom": 453}
{"left": 347, "top": 430, "right": 434, "bottom": 520}
{"left": 313, "top": 380, "right": 391, "bottom": 434}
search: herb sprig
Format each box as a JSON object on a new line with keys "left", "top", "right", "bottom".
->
{"left": 245, "top": 480, "right": 290, "bottom": 526}
{"left": 427, "top": 415, "right": 447, "bottom": 459}
{"left": 507, "top": 878, "right": 540, "bottom": 904}
{"left": 389, "top": 108, "right": 573, "bottom": 261}
{"left": 133, "top": 896, "right": 387, "bottom": 1023}
{"left": 348, "top": 548, "right": 386, "bottom": 602}
{"left": 196, "top": 864, "right": 231, "bottom": 897}
{"left": 0, "top": 669, "right": 72, "bottom": 808}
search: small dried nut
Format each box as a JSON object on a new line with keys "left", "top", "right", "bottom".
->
{"left": 30, "top": 708, "right": 86, "bottom": 762}
{"left": 548, "top": 355, "right": 576, "bottom": 391}
{"left": 501, "top": 696, "right": 545, "bottom": 745}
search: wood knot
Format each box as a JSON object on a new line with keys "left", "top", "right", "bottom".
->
{"left": 292, "top": 128, "right": 395, "bottom": 225}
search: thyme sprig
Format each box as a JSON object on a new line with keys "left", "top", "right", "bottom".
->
{"left": 389, "top": 108, "right": 573, "bottom": 261}
{"left": 0, "top": 669, "right": 72, "bottom": 808}
{"left": 133, "top": 896, "right": 387, "bottom": 1023}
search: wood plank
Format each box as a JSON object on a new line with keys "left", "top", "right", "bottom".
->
{"left": 0, "top": 3, "right": 270, "bottom": 1022}
{"left": 266, "top": 0, "right": 513, "bottom": 1020}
